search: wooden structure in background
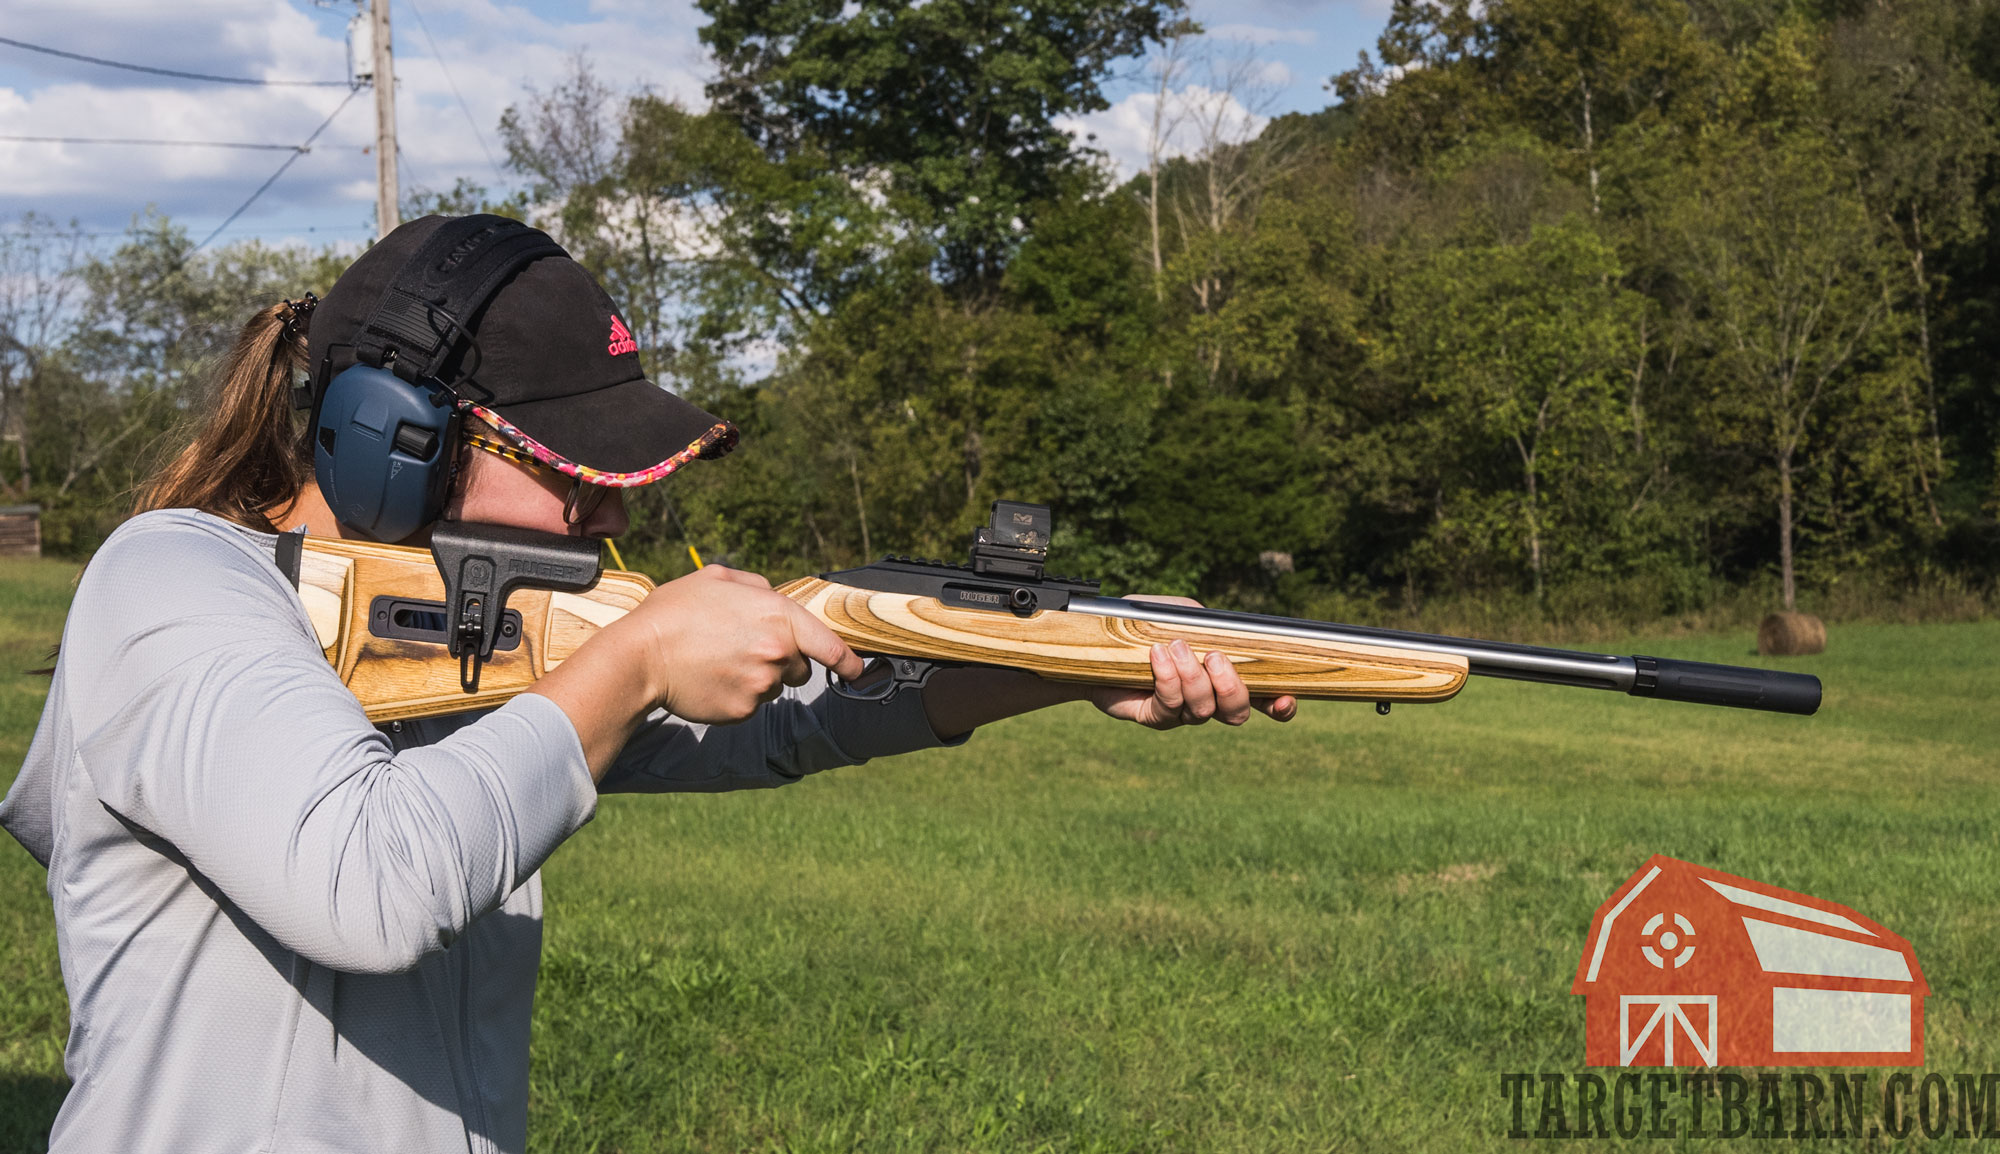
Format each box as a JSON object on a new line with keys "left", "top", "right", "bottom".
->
{"left": 0, "top": 505, "right": 41, "bottom": 558}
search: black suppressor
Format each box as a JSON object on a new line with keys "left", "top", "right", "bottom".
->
{"left": 1628, "top": 656, "right": 1821, "bottom": 715}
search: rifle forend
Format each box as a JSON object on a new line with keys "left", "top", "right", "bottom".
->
{"left": 776, "top": 502, "right": 1822, "bottom": 717}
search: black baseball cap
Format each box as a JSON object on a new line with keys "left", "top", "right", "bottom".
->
{"left": 308, "top": 214, "right": 735, "bottom": 478}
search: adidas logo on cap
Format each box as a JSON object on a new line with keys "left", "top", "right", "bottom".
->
{"left": 607, "top": 315, "right": 638, "bottom": 357}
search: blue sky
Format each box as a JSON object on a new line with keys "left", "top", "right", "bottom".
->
{"left": 0, "top": 0, "right": 1391, "bottom": 249}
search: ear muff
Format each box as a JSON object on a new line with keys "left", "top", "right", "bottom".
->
{"left": 305, "top": 216, "right": 568, "bottom": 540}
{"left": 312, "top": 364, "right": 460, "bottom": 542}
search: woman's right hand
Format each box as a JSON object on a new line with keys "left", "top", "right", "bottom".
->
{"left": 630, "top": 565, "right": 864, "bottom": 724}
{"left": 528, "top": 564, "right": 864, "bottom": 779}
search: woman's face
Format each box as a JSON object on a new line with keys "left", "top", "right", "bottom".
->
{"left": 442, "top": 438, "right": 631, "bottom": 540}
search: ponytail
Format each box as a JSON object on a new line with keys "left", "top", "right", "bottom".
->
{"left": 133, "top": 302, "right": 313, "bottom": 531}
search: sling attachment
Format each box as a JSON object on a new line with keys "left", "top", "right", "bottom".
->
{"left": 274, "top": 527, "right": 306, "bottom": 590}
{"left": 429, "top": 523, "right": 603, "bottom": 693}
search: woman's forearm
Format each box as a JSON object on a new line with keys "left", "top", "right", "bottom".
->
{"left": 920, "top": 667, "right": 1089, "bottom": 739}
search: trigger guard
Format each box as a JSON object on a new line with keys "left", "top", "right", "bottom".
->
{"left": 826, "top": 656, "right": 948, "bottom": 704}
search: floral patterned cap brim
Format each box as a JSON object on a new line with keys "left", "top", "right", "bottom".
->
{"left": 460, "top": 401, "right": 739, "bottom": 487}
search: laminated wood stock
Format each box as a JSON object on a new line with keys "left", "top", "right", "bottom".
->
{"left": 299, "top": 538, "right": 1465, "bottom": 721}
{"left": 774, "top": 577, "right": 1467, "bottom": 703}
{"left": 299, "top": 537, "right": 653, "bottom": 723}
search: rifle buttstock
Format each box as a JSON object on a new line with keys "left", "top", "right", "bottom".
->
{"left": 304, "top": 537, "right": 654, "bottom": 722}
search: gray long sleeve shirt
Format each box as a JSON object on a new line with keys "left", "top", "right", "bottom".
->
{"left": 0, "top": 509, "right": 959, "bottom": 1154}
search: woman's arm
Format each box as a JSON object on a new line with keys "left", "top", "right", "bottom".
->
{"left": 553, "top": 579, "right": 1300, "bottom": 788}
{"left": 65, "top": 515, "right": 601, "bottom": 974}
{"left": 527, "top": 564, "right": 863, "bottom": 779}
{"left": 546, "top": 576, "right": 1301, "bottom": 790}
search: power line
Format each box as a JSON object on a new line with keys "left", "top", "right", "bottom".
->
{"left": 88, "top": 83, "right": 365, "bottom": 314}
{"left": 188, "top": 85, "right": 366, "bottom": 256}
{"left": 0, "top": 135, "right": 308, "bottom": 152}
{"left": 0, "top": 34, "right": 351, "bottom": 87}
{"left": 402, "top": 0, "right": 503, "bottom": 178}
{"left": 396, "top": 143, "right": 425, "bottom": 196}
{"left": 0, "top": 223, "right": 373, "bottom": 239}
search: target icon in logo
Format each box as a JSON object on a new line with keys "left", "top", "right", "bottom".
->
{"left": 1640, "top": 912, "right": 1696, "bottom": 969}
{"left": 1576, "top": 855, "right": 1928, "bottom": 1067}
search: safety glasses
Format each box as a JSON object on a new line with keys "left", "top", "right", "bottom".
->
{"left": 454, "top": 406, "right": 738, "bottom": 525}
{"left": 461, "top": 431, "right": 611, "bottom": 525}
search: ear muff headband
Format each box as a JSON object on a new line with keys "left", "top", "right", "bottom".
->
{"left": 353, "top": 216, "right": 565, "bottom": 385}
{"left": 309, "top": 216, "right": 570, "bottom": 541}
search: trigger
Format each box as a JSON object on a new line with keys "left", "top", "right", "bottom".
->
{"left": 827, "top": 656, "right": 946, "bottom": 703}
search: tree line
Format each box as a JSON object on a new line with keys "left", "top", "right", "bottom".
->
{"left": 4, "top": 0, "right": 1997, "bottom": 623}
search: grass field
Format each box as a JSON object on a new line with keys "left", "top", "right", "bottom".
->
{"left": 1, "top": 554, "right": 1995, "bottom": 1152}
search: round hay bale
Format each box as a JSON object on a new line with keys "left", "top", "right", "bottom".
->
{"left": 1757, "top": 611, "right": 1826, "bottom": 656}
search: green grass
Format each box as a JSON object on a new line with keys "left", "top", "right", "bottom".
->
{"left": 1, "top": 553, "right": 1994, "bottom": 1151}
{"left": 0, "top": 559, "right": 78, "bottom": 1154}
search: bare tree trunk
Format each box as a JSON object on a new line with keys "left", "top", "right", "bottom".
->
{"left": 635, "top": 200, "right": 667, "bottom": 357}
{"left": 1514, "top": 427, "right": 1544, "bottom": 602}
{"left": 1148, "top": 162, "right": 1164, "bottom": 302}
{"left": 1629, "top": 317, "right": 1648, "bottom": 455}
{"left": 10, "top": 372, "right": 29, "bottom": 498}
{"left": 847, "top": 454, "right": 870, "bottom": 560}
{"left": 1890, "top": 353, "right": 1943, "bottom": 527}
{"left": 1142, "top": 32, "right": 1189, "bottom": 307}
{"left": 1150, "top": 85, "right": 1173, "bottom": 393}
{"left": 0, "top": 389, "right": 26, "bottom": 501}
{"left": 1777, "top": 449, "right": 1796, "bottom": 612}
{"left": 1905, "top": 207, "right": 1944, "bottom": 475}
{"left": 1147, "top": 89, "right": 1167, "bottom": 304}
{"left": 1579, "top": 73, "right": 1601, "bottom": 218}
{"left": 962, "top": 336, "right": 982, "bottom": 505}
{"left": 1165, "top": 40, "right": 1301, "bottom": 395}
{"left": 963, "top": 427, "right": 982, "bottom": 504}
{"left": 1525, "top": 483, "right": 1544, "bottom": 601}
{"left": 803, "top": 508, "right": 833, "bottom": 572}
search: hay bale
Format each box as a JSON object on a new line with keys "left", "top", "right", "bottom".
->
{"left": 1758, "top": 611, "right": 1826, "bottom": 656}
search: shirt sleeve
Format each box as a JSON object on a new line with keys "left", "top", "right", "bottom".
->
{"left": 60, "top": 513, "right": 599, "bottom": 975}
{"left": 598, "top": 661, "right": 969, "bottom": 793}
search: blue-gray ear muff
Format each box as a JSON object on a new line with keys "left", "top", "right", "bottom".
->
{"left": 311, "top": 363, "right": 460, "bottom": 543}
{"left": 304, "top": 215, "right": 568, "bottom": 541}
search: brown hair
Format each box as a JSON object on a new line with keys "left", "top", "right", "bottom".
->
{"left": 133, "top": 303, "right": 312, "bottom": 531}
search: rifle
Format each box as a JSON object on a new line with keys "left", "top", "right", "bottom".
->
{"left": 288, "top": 503, "right": 1820, "bottom": 722}
{"left": 780, "top": 502, "right": 1820, "bottom": 716}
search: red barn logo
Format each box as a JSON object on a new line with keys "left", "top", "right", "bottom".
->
{"left": 1573, "top": 856, "right": 1925, "bottom": 1067}
{"left": 607, "top": 315, "right": 638, "bottom": 357}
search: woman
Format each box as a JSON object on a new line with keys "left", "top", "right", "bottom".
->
{"left": 0, "top": 216, "right": 1293, "bottom": 1153}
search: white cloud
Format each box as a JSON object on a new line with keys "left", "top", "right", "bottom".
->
{"left": 0, "top": 0, "right": 1354, "bottom": 241}
{"left": 1257, "top": 60, "right": 1294, "bottom": 88}
{"left": 0, "top": 0, "right": 709, "bottom": 236}
{"left": 1060, "top": 84, "right": 1273, "bottom": 183}
{"left": 1207, "top": 24, "right": 1317, "bottom": 46}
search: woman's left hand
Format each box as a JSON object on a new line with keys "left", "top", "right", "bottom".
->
{"left": 1083, "top": 595, "right": 1299, "bottom": 730}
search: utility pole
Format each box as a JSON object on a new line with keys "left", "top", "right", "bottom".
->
{"left": 370, "top": 0, "right": 398, "bottom": 237}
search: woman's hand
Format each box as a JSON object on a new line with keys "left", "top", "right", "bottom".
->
{"left": 1080, "top": 595, "right": 1298, "bottom": 730}
{"left": 635, "top": 566, "right": 864, "bottom": 724}
{"left": 918, "top": 595, "right": 1300, "bottom": 737}
{"left": 529, "top": 565, "right": 864, "bottom": 778}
